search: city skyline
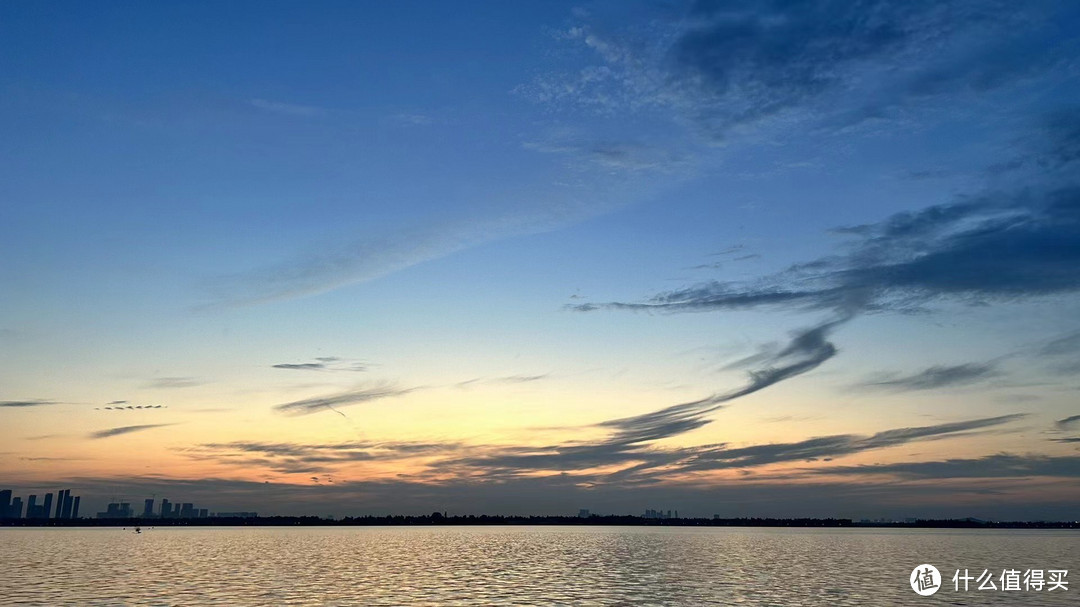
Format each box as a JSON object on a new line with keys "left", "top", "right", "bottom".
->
{"left": 2, "top": 1, "right": 1080, "bottom": 520}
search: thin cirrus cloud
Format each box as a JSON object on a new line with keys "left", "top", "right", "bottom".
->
{"left": 272, "top": 357, "right": 368, "bottom": 372}
{"left": 571, "top": 184, "right": 1080, "bottom": 317}
{"left": 524, "top": 2, "right": 1077, "bottom": 137}
{"left": 88, "top": 424, "right": 176, "bottom": 440}
{"left": 456, "top": 374, "right": 551, "bottom": 388}
{"left": 181, "top": 440, "right": 465, "bottom": 475}
{"left": 144, "top": 377, "right": 204, "bottom": 389}
{"left": 597, "top": 318, "right": 842, "bottom": 447}
{"left": 205, "top": 4, "right": 1077, "bottom": 309}
{"left": 1037, "top": 330, "right": 1080, "bottom": 374}
{"left": 429, "top": 414, "right": 1025, "bottom": 484}
{"left": 174, "top": 413, "right": 1023, "bottom": 483}
{"left": 0, "top": 399, "right": 56, "bottom": 408}
{"left": 273, "top": 384, "right": 420, "bottom": 416}
{"left": 1054, "top": 414, "right": 1080, "bottom": 431}
{"left": 205, "top": 205, "right": 622, "bottom": 307}
{"left": 860, "top": 363, "right": 1000, "bottom": 392}
{"left": 809, "top": 453, "right": 1080, "bottom": 480}
{"left": 249, "top": 98, "right": 326, "bottom": 117}
{"left": 431, "top": 320, "right": 847, "bottom": 480}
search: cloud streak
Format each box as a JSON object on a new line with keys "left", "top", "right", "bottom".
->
{"left": 862, "top": 363, "right": 999, "bottom": 391}
{"left": 88, "top": 424, "right": 176, "bottom": 439}
{"left": 273, "top": 384, "right": 419, "bottom": 416}
{"left": 1054, "top": 414, "right": 1080, "bottom": 431}
{"left": 573, "top": 184, "right": 1080, "bottom": 317}
{"left": 811, "top": 453, "right": 1080, "bottom": 480}
{"left": 597, "top": 318, "right": 843, "bottom": 447}
{"left": 272, "top": 357, "right": 368, "bottom": 372}
{"left": 0, "top": 399, "right": 56, "bottom": 408}
{"left": 526, "top": 2, "right": 1075, "bottom": 138}
{"left": 145, "top": 377, "right": 203, "bottom": 389}
{"left": 182, "top": 440, "right": 465, "bottom": 475}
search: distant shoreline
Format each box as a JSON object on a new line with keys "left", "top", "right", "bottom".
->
{"left": 2, "top": 515, "right": 1077, "bottom": 529}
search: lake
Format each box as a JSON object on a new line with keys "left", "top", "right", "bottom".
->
{"left": 0, "top": 526, "right": 1075, "bottom": 605}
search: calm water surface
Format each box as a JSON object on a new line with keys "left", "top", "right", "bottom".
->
{"left": 0, "top": 526, "right": 1075, "bottom": 605}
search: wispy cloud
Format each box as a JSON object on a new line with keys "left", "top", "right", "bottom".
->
{"left": 273, "top": 383, "right": 419, "bottom": 416}
{"left": 811, "top": 453, "right": 1080, "bottom": 480}
{"left": 1037, "top": 331, "right": 1080, "bottom": 374}
{"left": 204, "top": 203, "right": 629, "bottom": 307}
{"left": 456, "top": 374, "right": 551, "bottom": 388}
{"left": 525, "top": 3, "right": 1074, "bottom": 138}
{"left": 597, "top": 318, "right": 843, "bottom": 447}
{"left": 88, "top": 424, "right": 176, "bottom": 439}
{"left": 391, "top": 112, "right": 433, "bottom": 126}
{"left": 572, "top": 184, "right": 1080, "bottom": 317}
{"left": 145, "top": 377, "right": 203, "bottom": 389}
{"left": 436, "top": 414, "right": 1024, "bottom": 484}
{"left": 250, "top": 98, "right": 325, "bottom": 117}
{"left": 182, "top": 440, "right": 463, "bottom": 475}
{"left": 272, "top": 357, "right": 368, "bottom": 372}
{"left": 862, "top": 363, "right": 1000, "bottom": 392}
{"left": 1054, "top": 414, "right": 1080, "bottom": 431}
{"left": 0, "top": 399, "right": 56, "bottom": 408}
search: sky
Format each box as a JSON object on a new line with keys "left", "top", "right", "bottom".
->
{"left": 2, "top": 0, "right": 1079, "bottom": 520}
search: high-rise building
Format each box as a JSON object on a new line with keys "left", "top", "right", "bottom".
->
{"left": 9, "top": 497, "right": 23, "bottom": 519}
{"left": 0, "top": 489, "right": 11, "bottom": 518}
{"left": 61, "top": 492, "right": 74, "bottom": 519}
{"left": 198, "top": 508, "right": 208, "bottom": 518}
{"left": 180, "top": 503, "right": 194, "bottom": 519}
{"left": 160, "top": 498, "right": 170, "bottom": 518}
{"left": 26, "top": 495, "right": 38, "bottom": 518}
{"left": 42, "top": 493, "right": 53, "bottom": 519}
{"left": 55, "top": 489, "right": 68, "bottom": 519}
{"left": 143, "top": 498, "right": 155, "bottom": 518}
{"left": 72, "top": 496, "right": 80, "bottom": 519}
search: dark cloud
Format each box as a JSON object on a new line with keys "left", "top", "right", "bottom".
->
{"left": 430, "top": 319, "right": 843, "bottom": 481}
{"left": 862, "top": 363, "right": 999, "bottom": 391}
{"left": 183, "top": 440, "right": 464, "bottom": 475}
{"left": 690, "top": 415, "right": 1024, "bottom": 470}
{"left": 433, "top": 414, "right": 1024, "bottom": 486}
{"left": 813, "top": 453, "right": 1080, "bottom": 479}
{"left": 88, "top": 424, "right": 176, "bottom": 439}
{"left": 597, "top": 318, "right": 842, "bottom": 447}
{"left": 107, "top": 400, "right": 128, "bottom": 405}
{"left": 0, "top": 399, "right": 56, "bottom": 408}
{"left": 535, "top": 2, "right": 1074, "bottom": 138}
{"left": 273, "top": 384, "right": 418, "bottom": 416}
{"left": 273, "top": 363, "right": 327, "bottom": 370}
{"left": 1054, "top": 414, "right": 1080, "bottom": 431}
{"left": 572, "top": 185, "right": 1080, "bottom": 316}
{"left": 670, "top": 0, "right": 915, "bottom": 133}
{"left": 145, "top": 377, "right": 203, "bottom": 389}
{"left": 272, "top": 357, "right": 369, "bottom": 372}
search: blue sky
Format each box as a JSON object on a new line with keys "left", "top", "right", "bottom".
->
{"left": 2, "top": 0, "right": 1079, "bottom": 519}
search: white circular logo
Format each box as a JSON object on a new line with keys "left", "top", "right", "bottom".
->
{"left": 910, "top": 564, "right": 942, "bottom": 596}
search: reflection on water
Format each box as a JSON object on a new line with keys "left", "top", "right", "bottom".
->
{"left": 0, "top": 526, "right": 1075, "bottom": 605}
